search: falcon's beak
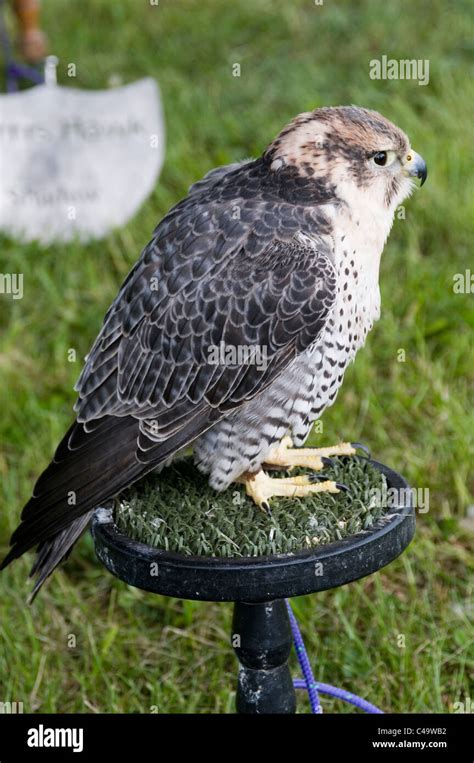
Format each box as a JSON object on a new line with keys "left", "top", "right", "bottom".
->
{"left": 403, "top": 150, "right": 428, "bottom": 186}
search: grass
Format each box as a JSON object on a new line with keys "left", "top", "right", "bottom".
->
{"left": 116, "top": 457, "right": 388, "bottom": 556}
{"left": 0, "top": 0, "right": 473, "bottom": 714}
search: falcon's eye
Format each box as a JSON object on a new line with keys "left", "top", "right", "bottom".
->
{"left": 372, "top": 150, "right": 397, "bottom": 167}
{"left": 373, "top": 151, "right": 387, "bottom": 165}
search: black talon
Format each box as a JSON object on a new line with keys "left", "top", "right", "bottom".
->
{"left": 260, "top": 501, "right": 272, "bottom": 517}
{"left": 350, "top": 442, "right": 371, "bottom": 458}
{"left": 309, "top": 473, "right": 330, "bottom": 482}
{"left": 335, "top": 482, "right": 351, "bottom": 494}
{"left": 321, "top": 456, "right": 335, "bottom": 467}
{"left": 308, "top": 472, "right": 332, "bottom": 482}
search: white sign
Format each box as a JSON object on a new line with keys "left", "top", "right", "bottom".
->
{"left": 0, "top": 77, "right": 165, "bottom": 243}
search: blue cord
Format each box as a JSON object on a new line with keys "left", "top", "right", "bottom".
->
{"left": 286, "top": 599, "right": 384, "bottom": 714}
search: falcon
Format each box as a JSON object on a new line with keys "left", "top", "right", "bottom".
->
{"left": 1, "top": 106, "right": 427, "bottom": 597}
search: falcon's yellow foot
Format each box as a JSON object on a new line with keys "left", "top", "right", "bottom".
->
{"left": 239, "top": 469, "right": 344, "bottom": 514}
{"left": 264, "top": 436, "right": 369, "bottom": 472}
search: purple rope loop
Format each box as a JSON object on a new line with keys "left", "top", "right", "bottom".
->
{"left": 285, "top": 599, "right": 384, "bottom": 714}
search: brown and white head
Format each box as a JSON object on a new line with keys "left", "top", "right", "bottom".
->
{"left": 265, "top": 105, "right": 427, "bottom": 215}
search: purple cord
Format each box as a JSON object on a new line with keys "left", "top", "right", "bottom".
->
{"left": 294, "top": 680, "right": 384, "bottom": 714}
{"left": 286, "top": 599, "right": 384, "bottom": 714}
{"left": 6, "top": 62, "right": 44, "bottom": 92}
{"left": 285, "top": 599, "right": 322, "bottom": 713}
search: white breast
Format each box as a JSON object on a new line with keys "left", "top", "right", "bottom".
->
{"left": 289, "top": 204, "right": 390, "bottom": 444}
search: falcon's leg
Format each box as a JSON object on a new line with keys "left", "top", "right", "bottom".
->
{"left": 238, "top": 470, "right": 342, "bottom": 513}
{"left": 263, "top": 435, "right": 367, "bottom": 472}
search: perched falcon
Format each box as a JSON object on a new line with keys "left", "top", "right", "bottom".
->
{"left": 1, "top": 106, "right": 427, "bottom": 597}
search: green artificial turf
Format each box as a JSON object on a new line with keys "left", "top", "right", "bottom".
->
{"left": 0, "top": 0, "right": 472, "bottom": 714}
{"left": 116, "top": 457, "right": 388, "bottom": 556}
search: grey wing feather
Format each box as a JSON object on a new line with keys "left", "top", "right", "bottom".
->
{"left": 187, "top": 160, "right": 251, "bottom": 196}
{"left": 75, "top": 249, "right": 336, "bottom": 456}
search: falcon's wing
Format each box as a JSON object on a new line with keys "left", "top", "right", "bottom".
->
{"left": 76, "top": 235, "right": 336, "bottom": 466}
{"left": 2, "top": 159, "right": 337, "bottom": 583}
{"left": 74, "top": 165, "right": 337, "bottom": 468}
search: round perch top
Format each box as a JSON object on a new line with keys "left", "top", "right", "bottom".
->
{"left": 91, "top": 458, "right": 415, "bottom": 602}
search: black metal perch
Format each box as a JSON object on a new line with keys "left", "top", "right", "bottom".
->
{"left": 91, "top": 459, "right": 415, "bottom": 714}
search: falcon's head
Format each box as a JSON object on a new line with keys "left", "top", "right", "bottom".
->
{"left": 265, "top": 106, "right": 427, "bottom": 211}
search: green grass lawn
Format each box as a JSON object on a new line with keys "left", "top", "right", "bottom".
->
{"left": 0, "top": 0, "right": 472, "bottom": 713}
